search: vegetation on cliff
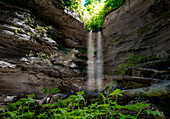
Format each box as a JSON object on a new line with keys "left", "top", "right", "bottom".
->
{"left": 61, "top": 0, "right": 124, "bottom": 31}
{"left": 2, "top": 0, "right": 124, "bottom": 31}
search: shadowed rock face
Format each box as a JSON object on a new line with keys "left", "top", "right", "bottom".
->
{"left": 2, "top": 0, "right": 88, "bottom": 48}
{"left": 0, "top": 1, "right": 88, "bottom": 101}
{"left": 0, "top": 0, "right": 88, "bottom": 58}
{"left": 102, "top": 0, "right": 170, "bottom": 74}
{"left": 0, "top": 56, "right": 84, "bottom": 99}
{"left": 26, "top": 0, "right": 88, "bottom": 48}
{"left": 0, "top": 2, "right": 58, "bottom": 58}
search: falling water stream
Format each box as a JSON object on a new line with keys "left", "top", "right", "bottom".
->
{"left": 88, "top": 31, "right": 103, "bottom": 92}
{"left": 96, "top": 31, "right": 103, "bottom": 91}
{"left": 87, "top": 30, "right": 95, "bottom": 91}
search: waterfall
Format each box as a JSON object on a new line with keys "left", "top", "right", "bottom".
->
{"left": 87, "top": 31, "right": 103, "bottom": 92}
{"left": 88, "top": 30, "right": 95, "bottom": 91}
{"left": 96, "top": 31, "right": 103, "bottom": 91}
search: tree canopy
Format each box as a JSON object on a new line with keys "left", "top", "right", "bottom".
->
{"left": 58, "top": 0, "right": 125, "bottom": 31}
{"left": 62, "top": 0, "right": 124, "bottom": 31}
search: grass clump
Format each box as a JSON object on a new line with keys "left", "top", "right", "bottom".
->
{"left": 0, "top": 88, "right": 164, "bottom": 119}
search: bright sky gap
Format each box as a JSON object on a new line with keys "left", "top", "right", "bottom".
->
{"left": 81, "top": 0, "right": 86, "bottom": 6}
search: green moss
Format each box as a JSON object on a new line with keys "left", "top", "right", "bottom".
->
{"left": 114, "top": 54, "right": 150, "bottom": 76}
{"left": 78, "top": 48, "right": 88, "bottom": 54}
{"left": 137, "top": 27, "right": 150, "bottom": 36}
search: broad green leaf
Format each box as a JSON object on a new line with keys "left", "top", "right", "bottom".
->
{"left": 109, "top": 89, "right": 122, "bottom": 96}
{"left": 145, "top": 110, "right": 163, "bottom": 117}
{"left": 117, "top": 113, "right": 136, "bottom": 119}
{"left": 76, "top": 91, "right": 85, "bottom": 95}
{"left": 97, "top": 104, "right": 110, "bottom": 108}
{"left": 27, "top": 94, "right": 35, "bottom": 98}
{"left": 8, "top": 111, "right": 17, "bottom": 118}
{"left": 36, "top": 112, "right": 47, "bottom": 119}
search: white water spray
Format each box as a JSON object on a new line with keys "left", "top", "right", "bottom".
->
{"left": 87, "top": 31, "right": 103, "bottom": 92}
{"left": 88, "top": 30, "right": 95, "bottom": 91}
{"left": 96, "top": 31, "right": 103, "bottom": 91}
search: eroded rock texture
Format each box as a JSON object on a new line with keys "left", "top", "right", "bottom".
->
{"left": 2, "top": 0, "right": 88, "bottom": 49}
{"left": 0, "top": 0, "right": 88, "bottom": 102}
{"left": 102, "top": 0, "right": 170, "bottom": 74}
{"left": 0, "top": 2, "right": 58, "bottom": 58}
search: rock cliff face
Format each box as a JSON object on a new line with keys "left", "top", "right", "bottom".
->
{"left": 102, "top": 0, "right": 170, "bottom": 74}
{"left": 0, "top": 0, "right": 170, "bottom": 104}
{"left": 3, "top": 0, "right": 88, "bottom": 49}
{"left": 0, "top": 0, "right": 88, "bottom": 58}
{"left": 0, "top": 0, "right": 88, "bottom": 101}
{"left": 0, "top": 2, "right": 57, "bottom": 58}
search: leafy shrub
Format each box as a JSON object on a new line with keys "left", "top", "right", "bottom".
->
{"left": 25, "top": 17, "right": 52, "bottom": 37}
{"left": 0, "top": 88, "right": 164, "bottom": 119}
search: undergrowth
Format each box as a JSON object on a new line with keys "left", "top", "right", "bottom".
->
{"left": 114, "top": 54, "right": 158, "bottom": 75}
{"left": 0, "top": 88, "right": 164, "bottom": 119}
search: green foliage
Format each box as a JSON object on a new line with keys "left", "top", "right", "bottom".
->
{"left": 36, "top": 52, "right": 49, "bottom": 60}
{"left": 104, "top": 0, "right": 125, "bottom": 12}
{"left": 83, "top": 0, "right": 105, "bottom": 31}
{"left": 0, "top": 88, "right": 164, "bottom": 119}
{"left": 84, "top": 0, "right": 124, "bottom": 31}
{"left": 62, "top": 0, "right": 124, "bottom": 31}
{"left": 35, "top": 25, "right": 52, "bottom": 34}
{"left": 115, "top": 54, "right": 148, "bottom": 75}
{"left": 145, "top": 110, "right": 163, "bottom": 117}
{"left": 24, "top": 17, "right": 35, "bottom": 27}
{"left": 78, "top": 49, "right": 88, "bottom": 54}
{"left": 26, "top": 50, "right": 34, "bottom": 57}
{"left": 113, "top": 54, "right": 160, "bottom": 76}
{"left": 137, "top": 26, "right": 150, "bottom": 36}
{"left": 26, "top": 50, "right": 59, "bottom": 61}
{"left": 0, "top": 94, "right": 36, "bottom": 119}
{"left": 14, "top": 29, "right": 18, "bottom": 34}
{"left": 41, "top": 87, "right": 60, "bottom": 95}
{"left": 25, "top": 17, "right": 52, "bottom": 36}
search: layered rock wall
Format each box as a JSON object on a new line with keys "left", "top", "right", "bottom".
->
{"left": 102, "top": 0, "right": 170, "bottom": 74}
{"left": 2, "top": 0, "right": 88, "bottom": 49}
{"left": 0, "top": 1, "right": 88, "bottom": 100}
{"left": 0, "top": 0, "right": 88, "bottom": 58}
{"left": 0, "top": 2, "right": 58, "bottom": 57}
